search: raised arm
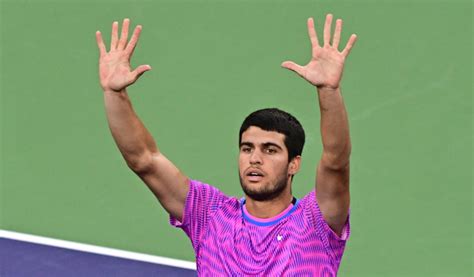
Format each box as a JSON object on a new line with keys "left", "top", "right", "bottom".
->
{"left": 96, "top": 19, "right": 189, "bottom": 221}
{"left": 281, "top": 14, "right": 357, "bottom": 236}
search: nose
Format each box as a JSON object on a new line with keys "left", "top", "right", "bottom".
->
{"left": 249, "top": 149, "right": 263, "bottom": 165}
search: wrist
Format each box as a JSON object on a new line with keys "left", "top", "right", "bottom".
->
{"left": 316, "top": 86, "right": 340, "bottom": 94}
{"left": 103, "top": 88, "right": 126, "bottom": 95}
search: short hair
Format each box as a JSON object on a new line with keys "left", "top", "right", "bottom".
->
{"left": 239, "top": 108, "right": 305, "bottom": 161}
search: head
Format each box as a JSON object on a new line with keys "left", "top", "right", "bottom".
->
{"left": 238, "top": 108, "right": 305, "bottom": 201}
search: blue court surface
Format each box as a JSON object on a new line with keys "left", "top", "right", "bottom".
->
{"left": 0, "top": 232, "right": 196, "bottom": 277}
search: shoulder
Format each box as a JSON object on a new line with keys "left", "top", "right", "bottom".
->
{"left": 298, "top": 190, "right": 317, "bottom": 211}
{"left": 298, "top": 189, "right": 350, "bottom": 241}
{"left": 295, "top": 190, "right": 324, "bottom": 228}
{"left": 188, "top": 179, "right": 239, "bottom": 210}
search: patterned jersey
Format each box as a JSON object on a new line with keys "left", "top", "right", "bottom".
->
{"left": 170, "top": 179, "right": 350, "bottom": 276}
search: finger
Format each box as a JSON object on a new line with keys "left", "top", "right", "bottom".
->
{"left": 342, "top": 34, "right": 357, "bottom": 57}
{"left": 118, "top": 18, "right": 130, "bottom": 50}
{"left": 307, "top": 17, "right": 319, "bottom": 47}
{"left": 95, "top": 31, "right": 107, "bottom": 57}
{"left": 281, "top": 61, "right": 306, "bottom": 77}
{"left": 110, "top": 21, "right": 119, "bottom": 50}
{"left": 323, "top": 14, "right": 333, "bottom": 46}
{"left": 130, "top": 64, "right": 152, "bottom": 81}
{"left": 332, "top": 19, "right": 342, "bottom": 50}
{"left": 125, "top": 25, "right": 143, "bottom": 58}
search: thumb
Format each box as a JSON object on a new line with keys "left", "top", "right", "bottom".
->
{"left": 131, "top": 64, "right": 152, "bottom": 81}
{"left": 281, "top": 61, "right": 305, "bottom": 77}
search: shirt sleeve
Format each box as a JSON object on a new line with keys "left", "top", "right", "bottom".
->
{"left": 169, "top": 179, "right": 229, "bottom": 251}
{"left": 301, "top": 190, "right": 350, "bottom": 261}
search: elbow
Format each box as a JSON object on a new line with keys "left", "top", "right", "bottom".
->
{"left": 321, "top": 144, "right": 351, "bottom": 171}
{"left": 125, "top": 152, "right": 155, "bottom": 174}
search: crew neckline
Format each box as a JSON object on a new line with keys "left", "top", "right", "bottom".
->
{"left": 240, "top": 197, "right": 299, "bottom": 226}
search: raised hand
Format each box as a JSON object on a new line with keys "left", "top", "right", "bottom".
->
{"left": 281, "top": 14, "right": 357, "bottom": 90}
{"left": 96, "top": 18, "right": 151, "bottom": 92}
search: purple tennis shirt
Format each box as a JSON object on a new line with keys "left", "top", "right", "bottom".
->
{"left": 170, "top": 179, "right": 350, "bottom": 276}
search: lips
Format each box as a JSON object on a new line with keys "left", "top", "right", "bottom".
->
{"left": 245, "top": 168, "right": 265, "bottom": 182}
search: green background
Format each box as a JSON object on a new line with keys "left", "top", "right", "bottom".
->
{"left": 1, "top": 0, "right": 472, "bottom": 276}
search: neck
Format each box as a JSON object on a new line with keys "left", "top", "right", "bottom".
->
{"left": 245, "top": 185, "right": 293, "bottom": 219}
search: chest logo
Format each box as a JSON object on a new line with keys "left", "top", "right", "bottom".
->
{"left": 277, "top": 234, "right": 283, "bottom": 241}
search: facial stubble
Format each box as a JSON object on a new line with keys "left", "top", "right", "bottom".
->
{"left": 239, "top": 168, "right": 290, "bottom": 202}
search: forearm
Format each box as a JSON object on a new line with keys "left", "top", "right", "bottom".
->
{"left": 103, "top": 89, "right": 158, "bottom": 170}
{"left": 317, "top": 87, "right": 351, "bottom": 169}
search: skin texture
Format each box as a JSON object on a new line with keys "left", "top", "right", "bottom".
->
{"left": 96, "top": 19, "right": 189, "bottom": 222}
{"left": 238, "top": 126, "right": 300, "bottom": 218}
{"left": 96, "top": 14, "right": 356, "bottom": 235}
{"left": 281, "top": 14, "right": 356, "bottom": 236}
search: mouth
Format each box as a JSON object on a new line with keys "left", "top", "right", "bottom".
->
{"left": 245, "top": 169, "right": 265, "bottom": 182}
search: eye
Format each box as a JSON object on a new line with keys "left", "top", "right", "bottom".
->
{"left": 265, "top": 148, "right": 277, "bottom": 154}
{"left": 241, "top": 146, "right": 252, "bottom": 153}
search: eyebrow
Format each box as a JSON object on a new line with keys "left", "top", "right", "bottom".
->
{"left": 262, "top": 142, "right": 283, "bottom": 150}
{"left": 240, "top": 141, "right": 283, "bottom": 150}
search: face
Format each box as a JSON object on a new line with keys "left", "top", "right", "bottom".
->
{"left": 239, "top": 126, "right": 300, "bottom": 201}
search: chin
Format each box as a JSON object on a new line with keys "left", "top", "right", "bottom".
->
{"left": 239, "top": 177, "right": 287, "bottom": 202}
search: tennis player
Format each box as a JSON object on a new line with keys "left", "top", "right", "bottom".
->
{"left": 96, "top": 13, "right": 357, "bottom": 276}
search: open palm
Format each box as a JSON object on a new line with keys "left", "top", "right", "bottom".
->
{"left": 282, "top": 14, "right": 357, "bottom": 90}
{"left": 96, "top": 19, "right": 151, "bottom": 92}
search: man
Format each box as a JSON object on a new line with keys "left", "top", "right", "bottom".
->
{"left": 95, "top": 13, "right": 356, "bottom": 275}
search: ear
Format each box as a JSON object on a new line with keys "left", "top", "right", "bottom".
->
{"left": 288, "top": 156, "right": 301, "bottom": 175}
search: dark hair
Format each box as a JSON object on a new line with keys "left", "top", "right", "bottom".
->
{"left": 239, "top": 108, "right": 305, "bottom": 161}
